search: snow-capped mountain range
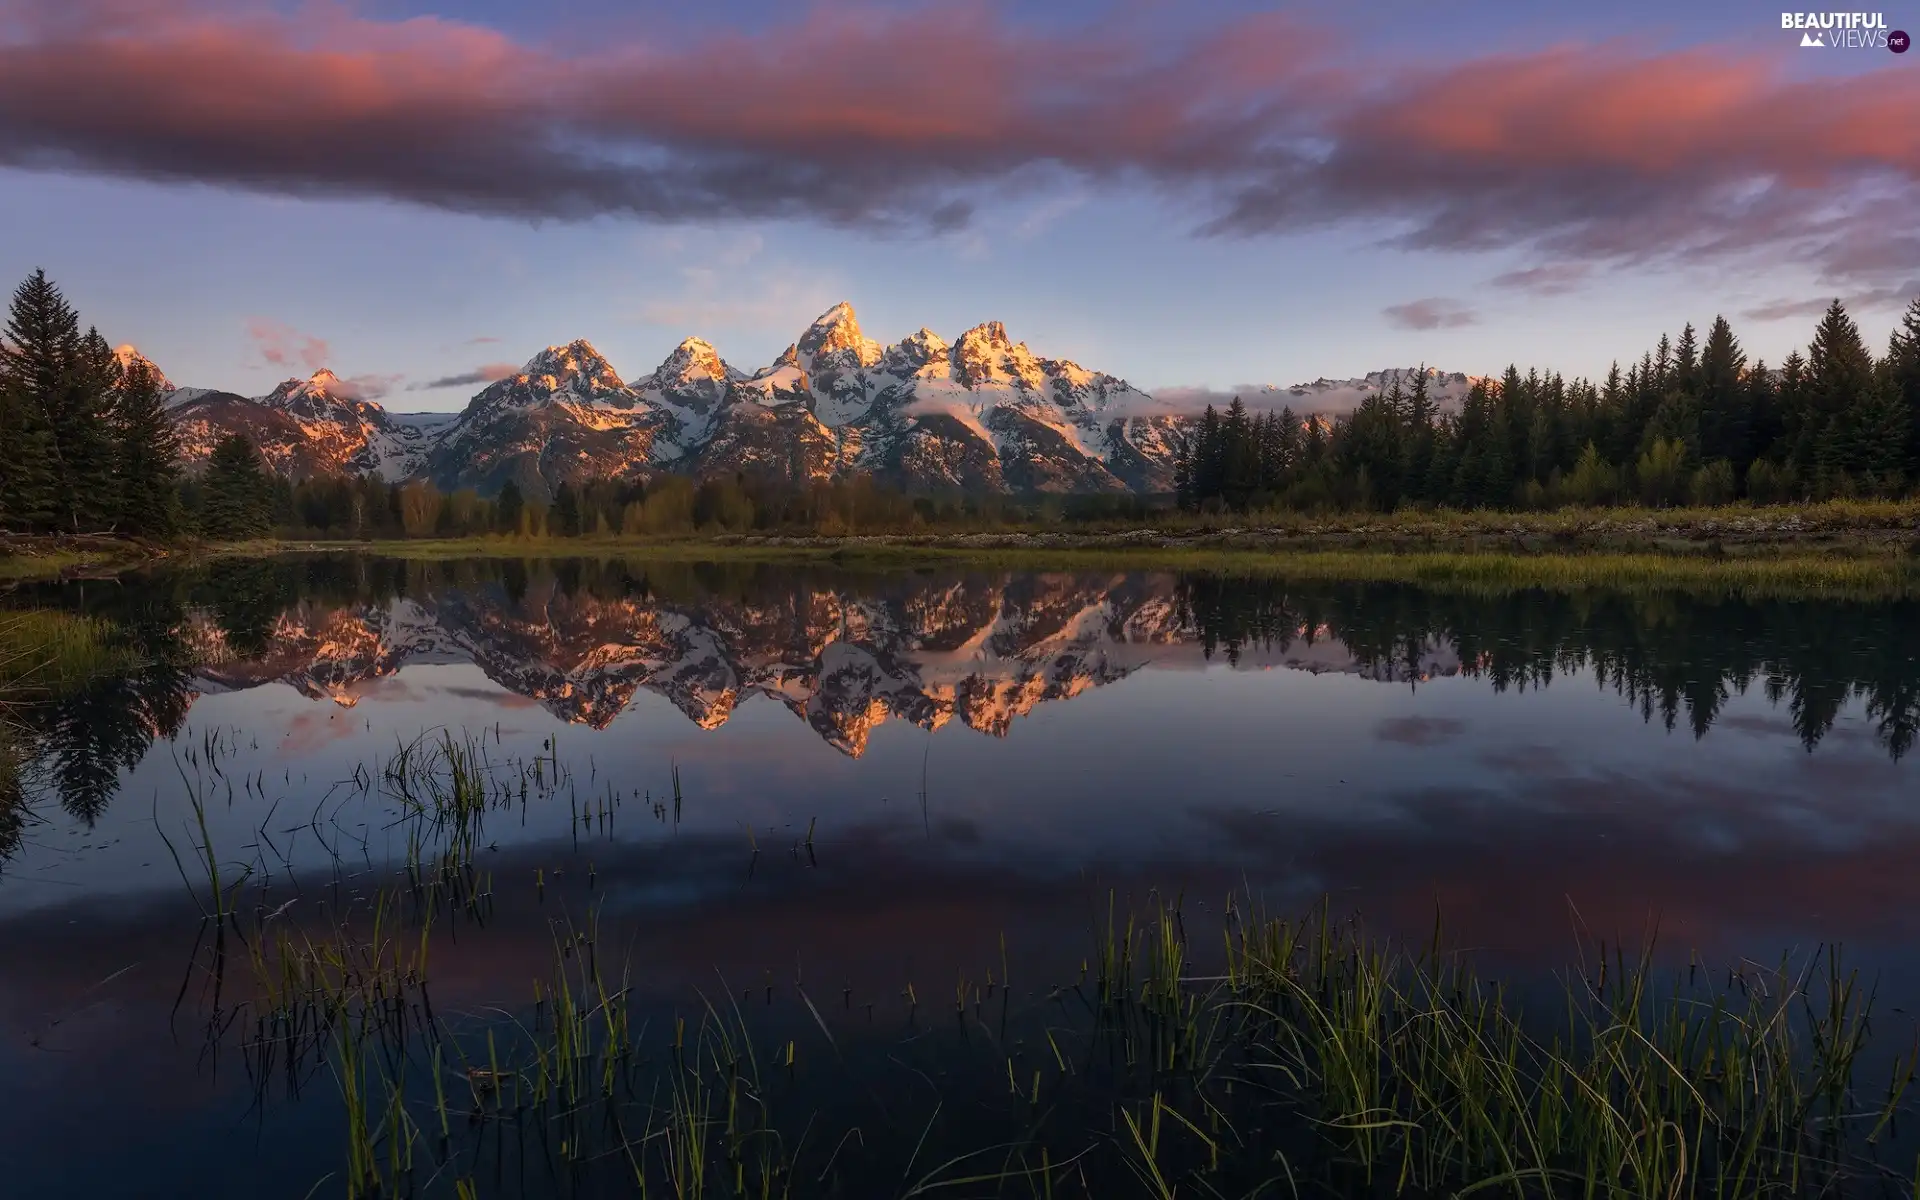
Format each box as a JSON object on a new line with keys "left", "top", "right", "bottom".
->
{"left": 147, "top": 304, "right": 1468, "bottom": 499}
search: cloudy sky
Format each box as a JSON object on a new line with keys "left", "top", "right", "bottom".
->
{"left": 0, "top": 0, "right": 1915, "bottom": 408}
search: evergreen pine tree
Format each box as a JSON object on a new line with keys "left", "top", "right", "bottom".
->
{"left": 1696, "top": 316, "right": 1748, "bottom": 468}
{"left": 553, "top": 481, "right": 582, "bottom": 536}
{"left": 0, "top": 271, "right": 84, "bottom": 530}
{"left": 1221, "top": 397, "right": 1259, "bottom": 509}
{"left": 1887, "top": 298, "right": 1920, "bottom": 479}
{"left": 1403, "top": 368, "right": 1436, "bottom": 505}
{"left": 1803, "top": 300, "right": 1875, "bottom": 487}
{"left": 200, "top": 434, "right": 274, "bottom": 539}
{"left": 68, "top": 329, "right": 119, "bottom": 529}
{"left": 1742, "top": 357, "right": 1778, "bottom": 479}
{"left": 1672, "top": 323, "right": 1699, "bottom": 396}
{"left": 112, "top": 354, "right": 182, "bottom": 536}
{"left": 1842, "top": 374, "right": 1907, "bottom": 490}
{"left": 0, "top": 350, "right": 53, "bottom": 530}
{"left": 1343, "top": 384, "right": 1404, "bottom": 510}
{"left": 496, "top": 480, "right": 525, "bottom": 532}
{"left": 1172, "top": 431, "right": 1194, "bottom": 510}
{"left": 1193, "top": 405, "right": 1224, "bottom": 507}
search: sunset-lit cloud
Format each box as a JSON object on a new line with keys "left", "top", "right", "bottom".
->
{"left": 245, "top": 317, "right": 329, "bottom": 371}
{"left": 0, "top": 0, "right": 1914, "bottom": 302}
{"left": 1384, "top": 298, "right": 1478, "bottom": 331}
{"left": 1490, "top": 263, "right": 1593, "bottom": 295}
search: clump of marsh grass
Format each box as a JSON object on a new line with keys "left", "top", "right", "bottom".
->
{"left": 285, "top": 890, "right": 1916, "bottom": 1199}
{"left": 0, "top": 719, "right": 28, "bottom": 863}
{"left": 1212, "top": 896, "right": 1912, "bottom": 1197}
{"left": 0, "top": 609, "right": 138, "bottom": 694}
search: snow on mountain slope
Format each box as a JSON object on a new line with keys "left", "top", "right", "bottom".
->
{"left": 259, "top": 370, "right": 435, "bottom": 481}
{"left": 169, "top": 369, "right": 435, "bottom": 479}
{"left": 632, "top": 338, "right": 746, "bottom": 462}
{"left": 422, "top": 341, "right": 656, "bottom": 502}
{"left": 681, "top": 305, "right": 1177, "bottom": 493}
{"left": 155, "top": 310, "right": 1472, "bottom": 498}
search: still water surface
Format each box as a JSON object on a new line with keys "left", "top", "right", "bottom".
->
{"left": 3, "top": 556, "right": 1918, "bottom": 1196}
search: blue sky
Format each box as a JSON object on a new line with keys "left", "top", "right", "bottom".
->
{"left": 0, "top": 0, "right": 1914, "bottom": 409}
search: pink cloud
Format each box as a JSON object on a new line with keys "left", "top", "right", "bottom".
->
{"left": 1213, "top": 45, "right": 1920, "bottom": 296}
{"left": 1384, "top": 297, "right": 1477, "bottom": 331}
{"left": 245, "top": 317, "right": 329, "bottom": 371}
{"left": 0, "top": 3, "right": 1915, "bottom": 295}
{"left": 1490, "top": 263, "right": 1591, "bottom": 295}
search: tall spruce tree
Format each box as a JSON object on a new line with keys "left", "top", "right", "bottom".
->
{"left": 1835, "top": 375, "right": 1908, "bottom": 489}
{"left": 0, "top": 272, "right": 77, "bottom": 530}
{"left": 1696, "top": 316, "right": 1748, "bottom": 468}
{"left": 1888, "top": 298, "right": 1920, "bottom": 479}
{"left": 200, "top": 434, "right": 274, "bottom": 539}
{"left": 112, "top": 354, "right": 182, "bottom": 536}
{"left": 553, "top": 481, "right": 582, "bottom": 536}
{"left": 1673, "top": 323, "right": 1700, "bottom": 396}
{"left": 1802, "top": 299, "right": 1876, "bottom": 486}
{"left": 1221, "top": 397, "right": 1259, "bottom": 509}
{"left": 0, "top": 349, "right": 53, "bottom": 530}
{"left": 1193, "top": 405, "right": 1224, "bottom": 506}
{"left": 496, "top": 480, "right": 525, "bottom": 532}
{"left": 0, "top": 273, "right": 122, "bottom": 531}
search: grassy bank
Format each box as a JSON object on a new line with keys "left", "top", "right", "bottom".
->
{"left": 220, "top": 501, "right": 1920, "bottom": 603}
{"left": 0, "top": 533, "right": 166, "bottom": 582}
{"left": 246, "top": 498, "right": 1919, "bottom": 558}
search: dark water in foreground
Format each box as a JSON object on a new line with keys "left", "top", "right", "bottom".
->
{"left": 4, "top": 555, "right": 1920, "bottom": 1196}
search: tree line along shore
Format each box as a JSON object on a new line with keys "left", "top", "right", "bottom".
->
{"left": 1, "top": 269, "right": 1917, "bottom": 565}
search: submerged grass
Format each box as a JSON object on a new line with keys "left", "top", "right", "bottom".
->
{"left": 247, "top": 891, "right": 1919, "bottom": 1198}
{"left": 155, "top": 733, "right": 1920, "bottom": 1196}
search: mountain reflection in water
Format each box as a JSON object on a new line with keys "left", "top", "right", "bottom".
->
{"left": 6, "top": 556, "right": 1920, "bottom": 1197}
{"left": 5, "top": 554, "right": 1920, "bottom": 835}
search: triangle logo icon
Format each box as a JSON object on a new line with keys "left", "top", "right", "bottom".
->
{"left": 1800, "top": 30, "right": 1825, "bottom": 46}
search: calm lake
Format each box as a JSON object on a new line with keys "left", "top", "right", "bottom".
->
{"left": 4, "top": 554, "right": 1919, "bottom": 1197}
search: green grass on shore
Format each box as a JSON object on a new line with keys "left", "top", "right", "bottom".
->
{"left": 0, "top": 610, "right": 137, "bottom": 694}
{"left": 0, "top": 536, "right": 159, "bottom": 581}
{"left": 242, "top": 504, "right": 1920, "bottom": 602}
{"left": 0, "top": 549, "right": 94, "bottom": 581}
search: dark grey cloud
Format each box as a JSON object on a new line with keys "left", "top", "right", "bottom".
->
{"left": 409, "top": 363, "right": 518, "bottom": 391}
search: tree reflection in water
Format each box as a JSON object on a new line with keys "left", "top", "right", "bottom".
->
{"left": 0, "top": 554, "right": 1915, "bottom": 855}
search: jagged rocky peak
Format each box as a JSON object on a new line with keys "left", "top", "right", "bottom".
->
{"left": 952, "top": 320, "right": 1042, "bottom": 389}
{"left": 264, "top": 368, "right": 342, "bottom": 404}
{"left": 114, "top": 344, "right": 173, "bottom": 391}
{"left": 796, "top": 301, "right": 881, "bottom": 368}
{"left": 960, "top": 320, "right": 1012, "bottom": 351}
{"left": 652, "top": 337, "right": 734, "bottom": 386}
{"left": 521, "top": 339, "right": 625, "bottom": 392}
{"left": 885, "top": 327, "right": 950, "bottom": 374}
{"left": 261, "top": 369, "right": 380, "bottom": 420}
